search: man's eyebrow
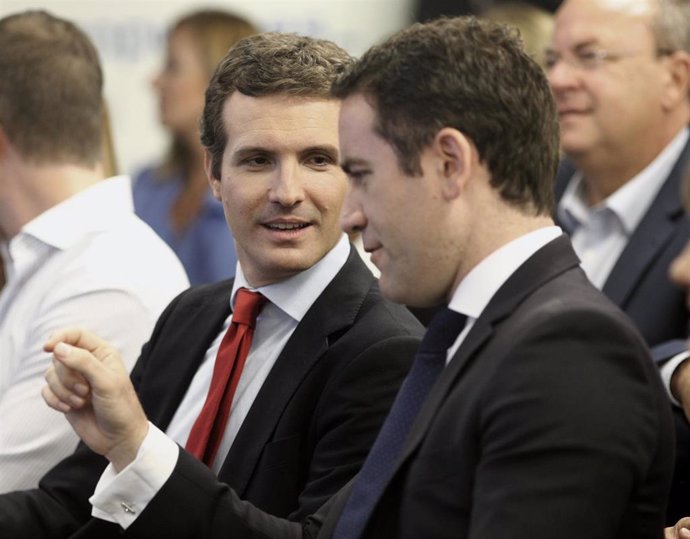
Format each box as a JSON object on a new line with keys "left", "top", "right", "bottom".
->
{"left": 546, "top": 39, "right": 600, "bottom": 56}
{"left": 340, "top": 157, "right": 370, "bottom": 173}
{"left": 231, "top": 146, "right": 272, "bottom": 159}
{"left": 231, "top": 144, "right": 340, "bottom": 159}
{"left": 300, "top": 144, "right": 339, "bottom": 157}
{"left": 573, "top": 39, "right": 601, "bottom": 52}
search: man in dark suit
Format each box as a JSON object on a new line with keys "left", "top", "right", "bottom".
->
{"left": 546, "top": 0, "right": 690, "bottom": 521}
{"left": 0, "top": 26, "right": 422, "bottom": 538}
{"left": 39, "top": 16, "right": 673, "bottom": 539}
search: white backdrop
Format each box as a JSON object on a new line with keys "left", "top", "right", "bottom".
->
{"left": 0, "top": 0, "right": 414, "bottom": 175}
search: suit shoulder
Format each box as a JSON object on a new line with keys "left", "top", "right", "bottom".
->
{"left": 515, "top": 268, "right": 646, "bottom": 346}
{"left": 356, "top": 281, "right": 425, "bottom": 339}
{"left": 168, "top": 279, "right": 234, "bottom": 310}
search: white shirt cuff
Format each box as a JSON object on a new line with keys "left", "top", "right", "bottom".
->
{"left": 89, "top": 422, "right": 179, "bottom": 529}
{"left": 659, "top": 351, "right": 690, "bottom": 407}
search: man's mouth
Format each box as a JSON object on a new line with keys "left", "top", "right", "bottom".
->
{"left": 265, "top": 222, "right": 310, "bottom": 231}
{"left": 558, "top": 106, "right": 589, "bottom": 116}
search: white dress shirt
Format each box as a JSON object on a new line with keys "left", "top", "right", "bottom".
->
{"left": 557, "top": 127, "right": 689, "bottom": 289}
{"left": 446, "top": 226, "right": 563, "bottom": 361}
{"left": 0, "top": 176, "right": 189, "bottom": 492}
{"left": 90, "top": 234, "right": 350, "bottom": 528}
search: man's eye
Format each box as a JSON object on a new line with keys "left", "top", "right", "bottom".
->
{"left": 347, "top": 170, "right": 370, "bottom": 185}
{"left": 307, "top": 154, "right": 334, "bottom": 167}
{"left": 576, "top": 50, "right": 602, "bottom": 67}
{"left": 245, "top": 156, "right": 270, "bottom": 168}
{"left": 543, "top": 52, "right": 559, "bottom": 70}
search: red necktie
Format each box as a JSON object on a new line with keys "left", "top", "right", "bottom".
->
{"left": 185, "top": 288, "right": 267, "bottom": 465}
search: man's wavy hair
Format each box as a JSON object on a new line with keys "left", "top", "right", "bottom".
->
{"left": 201, "top": 32, "right": 353, "bottom": 179}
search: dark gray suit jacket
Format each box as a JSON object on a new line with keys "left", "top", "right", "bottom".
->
{"left": 85, "top": 237, "right": 673, "bottom": 539}
{"left": 0, "top": 247, "right": 423, "bottom": 538}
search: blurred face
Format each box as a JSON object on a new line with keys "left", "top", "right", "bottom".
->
{"left": 209, "top": 93, "right": 346, "bottom": 287}
{"left": 153, "top": 27, "right": 208, "bottom": 136}
{"left": 339, "top": 94, "right": 457, "bottom": 307}
{"left": 547, "top": 0, "right": 672, "bottom": 160}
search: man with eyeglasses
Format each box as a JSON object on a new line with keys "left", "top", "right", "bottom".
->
{"left": 547, "top": 0, "right": 690, "bottom": 523}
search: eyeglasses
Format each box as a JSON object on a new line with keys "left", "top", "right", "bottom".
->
{"left": 544, "top": 47, "right": 673, "bottom": 72}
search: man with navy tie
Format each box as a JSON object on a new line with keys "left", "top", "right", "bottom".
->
{"left": 39, "top": 16, "right": 673, "bottom": 539}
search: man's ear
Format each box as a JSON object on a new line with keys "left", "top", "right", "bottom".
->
{"left": 204, "top": 150, "right": 222, "bottom": 201}
{"left": 432, "top": 127, "right": 474, "bottom": 200}
{"left": 661, "top": 50, "right": 690, "bottom": 111}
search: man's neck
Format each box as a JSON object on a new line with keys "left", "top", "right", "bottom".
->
{"left": 572, "top": 122, "right": 688, "bottom": 205}
{"left": 0, "top": 160, "right": 104, "bottom": 240}
{"left": 452, "top": 208, "right": 555, "bottom": 298}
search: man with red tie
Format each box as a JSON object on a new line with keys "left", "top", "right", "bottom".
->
{"left": 0, "top": 20, "right": 422, "bottom": 538}
{"left": 36, "top": 16, "right": 673, "bottom": 539}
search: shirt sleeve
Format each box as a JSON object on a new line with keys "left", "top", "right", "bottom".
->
{"left": 0, "top": 289, "right": 156, "bottom": 492}
{"left": 659, "top": 350, "right": 690, "bottom": 407}
{"left": 90, "top": 423, "right": 179, "bottom": 529}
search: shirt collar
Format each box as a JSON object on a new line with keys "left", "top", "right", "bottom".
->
{"left": 231, "top": 234, "right": 350, "bottom": 322}
{"left": 558, "top": 127, "right": 689, "bottom": 235}
{"left": 21, "top": 176, "right": 134, "bottom": 250}
{"left": 448, "top": 226, "right": 562, "bottom": 320}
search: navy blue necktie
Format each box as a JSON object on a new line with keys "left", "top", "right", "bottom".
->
{"left": 333, "top": 307, "right": 468, "bottom": 539}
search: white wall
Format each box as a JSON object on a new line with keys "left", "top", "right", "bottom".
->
{"left": 0, "top": 0, "right": 414, "bottom": 175}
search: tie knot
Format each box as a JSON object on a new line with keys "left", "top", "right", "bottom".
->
{"left": 232, "top": 288, "right": 266, "bottom": 327}
{"left": 419, "top": 307, "right": 468, "bottom": 354}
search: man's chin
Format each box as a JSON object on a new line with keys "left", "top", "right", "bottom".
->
{"left": 378, "top": 273, "right": 422, "bottom": 307}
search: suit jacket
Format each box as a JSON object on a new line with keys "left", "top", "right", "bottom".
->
{"left": 0, "top": 248, "right": 423, "bottom": 538}
{"left": 555, "top": 144, "right": 690, "bottom": 523}
{"left": 554, "top": 143, "right": 690, "bottom": 349}
{"left": 92, "top": 236, "right": 674, "bottom": 539}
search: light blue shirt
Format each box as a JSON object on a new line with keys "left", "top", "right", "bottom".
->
{"left": 132, "top": 166, "right": 237, "bottom": 286}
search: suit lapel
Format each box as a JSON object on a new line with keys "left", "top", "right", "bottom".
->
{"left": 602, "top": 142, "right": 689, "bottom": 306}
{"left": 555, "top": 142, "right": 690, "bottom": 309}
{"left": 391, "top": 236, "right": 582, "bottom": 482}
{"left": 218, "top": 248, "right": 375, "bottom": 495}
{"left": 138, "top": 281, "right": 234, "bottom": 430}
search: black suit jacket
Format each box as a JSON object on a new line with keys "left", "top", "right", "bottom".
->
{"left": 0, "top": 248, "right": 422, "bottom": 538}
{"left": 555, "top": 144, "right": 690, "bottom": 523}
{"left": 90, "top": 237, "right": 674, "bottom": 539}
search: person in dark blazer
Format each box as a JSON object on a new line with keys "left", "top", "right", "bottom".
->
{"left": 0, "top": 28, "right": 422, "bottom": 538}
{"left": 547, "top": 0, "right": 690, "bottom": 521}
{"left": 38, "top": 16, "right": 674, "bottom": 539}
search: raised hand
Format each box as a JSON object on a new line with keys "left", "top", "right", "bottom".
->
{"left": 42, "top": 328, "right": 149, "bottom": 471}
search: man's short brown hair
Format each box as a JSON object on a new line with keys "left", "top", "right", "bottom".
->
{"left": 0, "top": 10, "right": 103, "bottom": 166}
{"left": 332, "top": 16, "right": 560, "bottom": 216}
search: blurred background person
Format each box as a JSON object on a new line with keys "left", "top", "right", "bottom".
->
{"left": 547, "top": 0, "right": 690, "bottom": 523}
{"left": 0, "top": 9, "right": 189, "bottom": 492}
{"left": 480, "top": 1, "right": 554, "bottom": 68}
{"left": 415, "top": 0, "right": 560, "bottom": 23}
{"left": 133, "top": 10, "right": 259, "bottom": 285}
